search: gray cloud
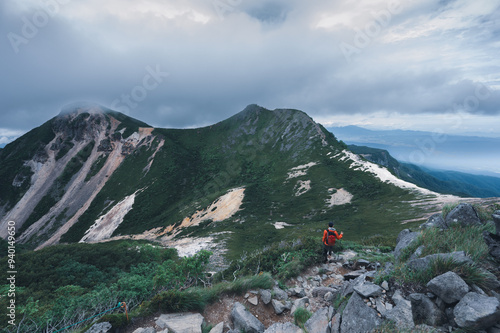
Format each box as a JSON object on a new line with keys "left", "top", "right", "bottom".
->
{"left": 0, "top": 0, "right": 499, "bottom": 140}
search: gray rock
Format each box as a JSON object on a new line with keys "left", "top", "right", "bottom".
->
{"left": 248, "top": 296, "right": 258, "bottom": 306}
{"left": 353, "top": 282, "right": 383, "bottom": 298}
{"left": 291, "top": 297, "right": 309, "bottom": 315}
{"left": 454, "top": 292, "right": 500, "bottom": 329}
{"left": 409, "top": 293, "right": 446, "bottom": 327}
{"left": 86, "top": 322, "right": 112, "bottom": 333}
{"left": 324, "top": 291, "right": 334, "bottom": 303}
{"left": 260, "top": 289, "right": 272, "bottom": 304}
{"left": 289, "top": 287, "right": 306, "bottom": 298}
{"left": 426, "top": 271, "right": 470, "bottom": 304}
{"left": 406, "top": 251, "right": 471, "bottom": 272}
{"left": 271, "top": 299, "right": 286, "bottom": 315}
{"left": 263, "top": 322, "right": 302, "bottom": 333}
{"left": 209, "top": 322, "right": 224, "bottom": 333}
{"left": 231, "top": 302, "right": 265, "bottom": 333}
{"left": 340, "top": 292, "right": 382, "bottom": 332}
{"left": 304, "top": 307, "right": 329, "bottom": 333}
{"left": 493, "top": 211, "right": 500, "bottom": 235}
{"left": 343, "top": 270, "right": 366, "bottom": 280}
{"left": 483, "top": 231, "right": 500, "bottom": 262}
{"left": 385, "top": 296, "right": 414, "bottom": 329}
{"left": 409, "top": 245, "right": 425, "bottom": 261}
{"left": 420, "top": 213, "right": 447, "bottom": 229}
{"left": 381, "top": 280, "right": 389, "bottom": 291}
{"left": 312, "top": 287, "right": 336, "bottom": 298}
{"left": 396, "top": 228, "right": 413, "bottom": 244}
{"left": 391, "top": 290, "right": 406, "bottom": 306}
{"left": 272, "top": 286, "right": 288, "bottom": 301}
{"left": 445, "top": 203, "right": 481, "bottom": 228}
{"left": 394, "top": 230, "right": 419, "bottom": 261}
{"left": 156, "top": 313, "right": 204, "bottom": 333}
{"left": 133, "top": 328, "right": 156, "bottom": 333}
{"left": 330, "top": 313, "right": 341, "bottom": 333}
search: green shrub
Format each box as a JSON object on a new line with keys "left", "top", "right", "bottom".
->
{"left": 294, "top": 307, "right": 312, "bottom": 329}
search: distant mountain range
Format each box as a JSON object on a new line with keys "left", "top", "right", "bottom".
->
{"left": 328, "top": 125, "right": 500, "bottom": 177}
{"left": 347, "top": 145, "right": 500, "bottom": 198}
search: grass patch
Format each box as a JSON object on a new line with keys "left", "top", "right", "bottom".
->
{"left": 293, "top": 307, "right": 312, "bottom": 330}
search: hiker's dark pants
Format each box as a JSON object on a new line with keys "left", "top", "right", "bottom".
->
{"left": 323, "top": 244, "right": 333, "bottom": 262}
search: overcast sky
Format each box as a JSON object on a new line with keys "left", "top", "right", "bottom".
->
{"left": 1, "top": 0, "right": 500, "bottom": 146}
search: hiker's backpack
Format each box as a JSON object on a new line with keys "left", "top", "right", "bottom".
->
{"left": 327, "top": 229, "right": 337, "bottom": 246}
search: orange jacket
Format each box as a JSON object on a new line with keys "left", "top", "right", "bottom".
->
{"left": 323, "top": 228, "right": 343, "bottom": 246}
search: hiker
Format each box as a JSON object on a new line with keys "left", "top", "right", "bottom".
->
{"left": 322, "top": 222, "right": 343, "bottom": 262}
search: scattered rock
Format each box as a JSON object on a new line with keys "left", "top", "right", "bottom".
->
{"left": 272, "top": 286, "right": 288, "bottom": 301}
{"left": 445, "top": 203, "right": 481, "bottom": 228}
{"left": 381, "top": 280, "right": 389, "bottom": 291}
{"left": 248, "top": 296, "right": 258, "bottom": 306}
{"left": 343, "top": 270, "right": 366, "bottom": 280}
{"left": 394, "top": 230, "right": 419, "bottom": 261}
{"left": 289, "top": 287, "right": 306, "bottom": 298}
{"left": 409, "top": 293, "right": 446, "bottom": 327}
{"left": 156, "top": 313, "right": 204, "bottom": 333}
{"left": 324, "top": 291, "right": 334, "bottom": 303}
{"left": 420, "top": 213, "right": 447, "bottom": 230}
{"left": 426, "top": 271, "right": 470, "bottom": 304}
{"left": 260, "top": 289, "right": 272, "bottom": 304}
{"left": 209, "top": 322, "right": 224, "bottom": 333}
{"left": 231, "top": 302, "right": 265, "bottom": 333}
{"left": 271, "top": 299, "right": 286, "bottom": 315}
{"left": 291, "top": 297, "right": 309, "bottom": 315}
{"left": 330, "top": 312, "right": 341, "bottom": 333}
{"left": 340, "top": 292, "right": 382, "bottom": 332}
{"left": 453, "top": 292, "right": 500, "bottom": 329}
{"left": 263, "top": 322, "right": 302, "bottom": 333}
{"left": 86, "top": 322, "right": 112, "bottom": 333}
{"left": 304, "top": 307, "right": 330, "bottom": 333}
{"left": 483, "top": 231, "right": 500, "bottom": 262}
{"left": 133, "top": 328, "right": 156, "bottom": 333}
{"left": 312, "top": 287, "right": 336, "bottom": 299}
{"left": 385, "top": 296, "right": 414, "bottom": 329}
{"left": 353, "top": 282, "right": 383, "bottom": 298}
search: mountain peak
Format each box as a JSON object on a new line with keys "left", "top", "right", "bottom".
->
{"left": 58, "top": 101, "right": 109, "bottom": 116}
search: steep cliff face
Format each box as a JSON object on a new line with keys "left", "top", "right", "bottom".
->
{"left": 0, "top": 104, "right": 432, "bottom": 254}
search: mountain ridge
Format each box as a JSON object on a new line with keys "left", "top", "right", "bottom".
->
{"left": 0, "top": 104, "right": 461, "bottom": 258}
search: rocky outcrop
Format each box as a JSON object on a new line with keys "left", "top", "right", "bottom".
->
{"left": 304, "top": 307, "right": 330, "bottom": 333}
{"left": 410, "top": 293, "right": 446, "bottom": 327}
{"left": 445, "top": 203, "right": 481, "bottom": 227}
{"left": 263, "top": 322, "right": 302, "bottom": 333}
{"left": 406, "top": 251, "right": 471, "bottom": 271}
{"left": 420, "top": 213, "right": 447, "bottom": 229}
{"left": 155, "top": 313, "right": 205, "bottom": 333}
{"left": 394, "top": 229, "right": 419, "bottom": 260}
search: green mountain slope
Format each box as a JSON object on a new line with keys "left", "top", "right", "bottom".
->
{"left": 0, "top": 104, "right": 427, "bottom": 257}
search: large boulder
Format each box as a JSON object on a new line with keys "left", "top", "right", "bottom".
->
{"left": 445, "top": 203, "right": 481, "bottom": 228}
{"left": 155, "top": 313, "right": 205, "bottom": 333}
{"left": 426, "top": 271, "right": 470, "bottom": 304}
{"left": 264, "top": 322, "right": 302, "bottom": 333}
{"left": 231, "top": 302, "right": 265, "bottom": 333}
{"left": 420, "top": 213, "right": 447, "bottom": 229}
{"left": 340, "top": 292, "right": 382, "bottom": 332}
{"left": 406, "top": 251, "right": 471, "bottom": 272}
{"left": 394, "top": 229, "right": 419, "bottom": 261}
{"left": 271, "top": 299, "right": 286, "bottom": 315}
{"left": 409, "top": 293, "right": 446, "bottom": 327}
{"left": 304, "top": 307, "right": 330, "bottom": 333}
{"left": 453, "top": 292, "right": 500, "bottom": 329}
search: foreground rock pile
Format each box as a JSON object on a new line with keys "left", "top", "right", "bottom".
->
{"left": 87, "top": 204, "right": 500, "bottom": 333}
